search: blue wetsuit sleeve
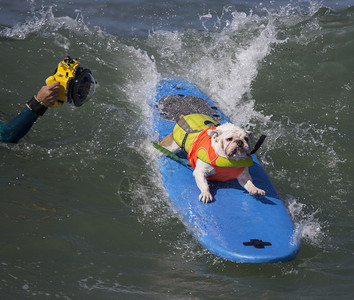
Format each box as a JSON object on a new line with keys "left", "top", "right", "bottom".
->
{"left": 0, "top": 106, "right": 39, "bottom": 143}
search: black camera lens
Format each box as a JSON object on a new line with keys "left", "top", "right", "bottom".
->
{"left": 70, "top": 69, "right": 96, "bottom": 107}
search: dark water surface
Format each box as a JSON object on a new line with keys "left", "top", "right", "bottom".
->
{"left": 0, "top": 0, "right": 353, "bottom": 299}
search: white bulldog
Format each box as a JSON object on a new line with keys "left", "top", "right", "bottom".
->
{"left": 159, "top": 120, "right": 266, "bottom": 203}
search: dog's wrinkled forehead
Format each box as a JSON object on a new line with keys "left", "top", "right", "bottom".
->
{"left": 218, "top": 123, "right": 246, "bottom": 138}
{"left": 207, "top": 123, "right": 253, "bottom": 144}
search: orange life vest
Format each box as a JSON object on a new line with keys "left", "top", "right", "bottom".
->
{"left": 188, "top": 126, "right": 251, "bottom": 182}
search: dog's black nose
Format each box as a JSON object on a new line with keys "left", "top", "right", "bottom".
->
{"left": 236, "top": 140, "right": 244, "bottom": 147}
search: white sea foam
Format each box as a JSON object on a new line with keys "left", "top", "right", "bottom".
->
{"left": 0, "top": 5, "right": 97, "bottom": 41}
{"left": 286, "top": 195, "right": 326, "bottom": 247}
{"left": 145, "top": 9, "right": 283, "bottom": 130}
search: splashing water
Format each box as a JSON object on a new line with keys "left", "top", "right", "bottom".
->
{"left": 286, "top": 195, "right": 326, "bottom": 247}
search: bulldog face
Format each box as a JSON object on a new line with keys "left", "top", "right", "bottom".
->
{"left": 207, "top": 123, "right": 254, "bottom": 160}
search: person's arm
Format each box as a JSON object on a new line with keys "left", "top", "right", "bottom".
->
{"left": 0, "top": 106, "right": 39, "bottom": 143}
{"left": 0, "top": 82, "right": 60, "bottom": 143}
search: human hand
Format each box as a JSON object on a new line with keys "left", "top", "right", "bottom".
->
{"left": 36, "top": 82, "right": 60, "bottom": 107}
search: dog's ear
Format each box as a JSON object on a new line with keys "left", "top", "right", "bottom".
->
{"left": 207, "top": 129, "right": 220, "bottom": 136}
{"left": 207, "top": 129, "right": 220, "bottom": 138}
{"left": 246, "top": 131, "right": 254, "bottom": 145}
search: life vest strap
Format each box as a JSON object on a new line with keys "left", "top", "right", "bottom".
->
{"left": 177, "top": 117, "right": 201, "bottom": 151}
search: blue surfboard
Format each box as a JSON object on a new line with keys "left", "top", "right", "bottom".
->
{"left": 152, "top": 79, "right": 300, "bottom": 263}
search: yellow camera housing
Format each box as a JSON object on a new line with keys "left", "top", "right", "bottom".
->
{"left": 46, "top": 56, "right": 96, "bottom": 108}
{"left": 46, "top": 57, "right": 79, "bottom": 108}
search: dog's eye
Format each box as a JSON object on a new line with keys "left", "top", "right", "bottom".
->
{"left": 226, "top": 137, "right": 233, "bottom": 142}
{"left": 245, "top": 137, "right": 249, "bottom": 142}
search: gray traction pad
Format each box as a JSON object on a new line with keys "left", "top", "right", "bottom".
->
{"left": 157, "top": 95, "right": 221, "bottom": 122}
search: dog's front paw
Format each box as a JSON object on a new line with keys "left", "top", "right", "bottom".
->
{"left": 199, "top": 191, "right": 213, "bottom": 203}
{"left": 249, "top": 187, "right": 266, "bottom": 197}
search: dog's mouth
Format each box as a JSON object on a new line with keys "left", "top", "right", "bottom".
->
{"left": 229, "top": 147, "right": 249, "bottom": 159}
